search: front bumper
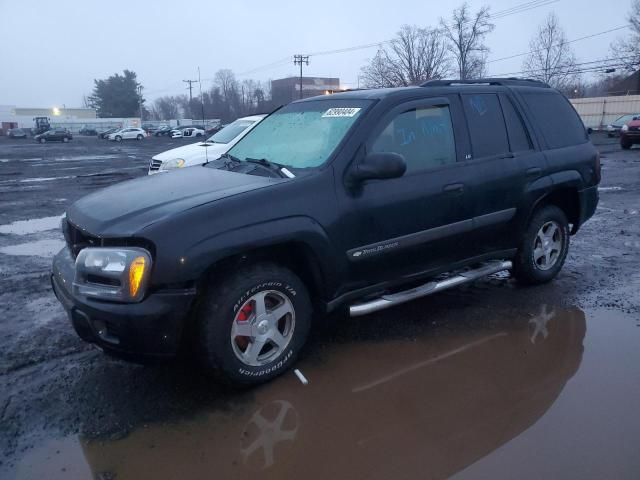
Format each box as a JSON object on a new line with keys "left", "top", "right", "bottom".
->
{"left": 51, "top": 246, "right": 196, "bottom": 357}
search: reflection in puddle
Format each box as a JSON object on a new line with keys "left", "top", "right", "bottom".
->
{"left": 0, "top": 239, "right": 65, "bottom": 257}
{"left": 11, "top": 306, "right": 596, "bottom": 480}
{"left": 0, "top": 215, "right": 63, "bottom": 235}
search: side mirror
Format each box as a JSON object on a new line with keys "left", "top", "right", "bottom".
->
{"left": 349, "top": 152, "right": 406, "bottom": 183}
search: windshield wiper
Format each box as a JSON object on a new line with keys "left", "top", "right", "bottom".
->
{"left": 217, "top": 152, "right": 242, "bottom": 168}
{"left": 245, "top": 158, "right": 295, "bottom": 178}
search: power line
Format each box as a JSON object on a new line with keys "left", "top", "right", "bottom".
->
{"left": 305, "top": 0, "right": 559, "bottom": 57}
{"left": 487, "top": 25, "right": 629, "bottom": 65}
{"left": 491, "top": 55, "right": 637, "bottom": 78}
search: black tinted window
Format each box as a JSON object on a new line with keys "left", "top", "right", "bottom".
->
{"left": 520, "top": 92, "right": 587, "bottom": 148}
{"left": 500, "top": 95, "right": 532, "bottom": 152}
{"left": 462, "top": 94, "right": 509, "bottom": 159}
{"left": 372, "top": 105, "right": 456, "bottom": 173}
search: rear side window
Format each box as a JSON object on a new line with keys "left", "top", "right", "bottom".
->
{"left": 461, "top": 94, "right": 509, "bottom": 159}
{"left": 371, "top": 105, "right": 456, "bottom": 173}
{"left": 520, "top": 92, "right": 587, "bottom": 148}
{"left": 500, "top": 94, "right": 532, "bottom": 152}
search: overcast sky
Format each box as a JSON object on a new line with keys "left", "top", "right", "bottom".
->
{"left": 0, "top": 0, "right": 633, "bottom": 107}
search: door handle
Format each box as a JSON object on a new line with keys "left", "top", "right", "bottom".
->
{"left": 443, "top": 183, "right": 465, "bottom": 194}
{"left": 526, "top": 167, "right": 542, "bottom": 178}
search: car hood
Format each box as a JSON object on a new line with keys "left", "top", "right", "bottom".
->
{"left": 67, "top": 165, "right": 276, "bottom": 236}
{"left": 152, "top": 142, "right": 229, "bottom": 165}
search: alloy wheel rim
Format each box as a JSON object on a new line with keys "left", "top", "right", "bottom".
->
{"left": 230, "top": 290, "right": 295, "bottom": 367}
{"left": 533, "top": 220, "right": 563, "bottom": 271}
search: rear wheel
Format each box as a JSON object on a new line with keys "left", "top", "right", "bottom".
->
{"left": 63, "top": 137, "right": 69, "bottom": 143}
{"left": 136, "top": 134, "right": 143, "bottom": 140}
{"left": 39, "top": 138, "right": 46, "bottom": 144}
{"left": 512, "top": 205, "right": 569, "bottom": 285}
{"left": 197, "top": 262, "right": 312, "bottom": 385}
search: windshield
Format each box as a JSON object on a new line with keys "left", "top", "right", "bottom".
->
{"left": 208, "top": 119, "right": 256, "bottom": 144}
{"left": 615, "top": 115, "right": 636, "bottom": 124}
{"left": 228, "top": 100, "right": 370, "bottom": 168}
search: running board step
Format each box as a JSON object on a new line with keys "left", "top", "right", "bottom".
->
{"left": 349, "top": 260, "right": 512, "bottom": 317}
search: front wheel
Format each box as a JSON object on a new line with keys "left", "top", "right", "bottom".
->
{"left": 115, "top": 135, "right": 122, "bottom": 142}
{"left": 621, "top": 137, "right": 632, "bottom": 149}
{"left": 63, "top": 137, "right": 69, "bottom": 143}
{"left": 197, "top": 262, "right": 312, "bottom": 385}
{"left": 512, "top": 205, "right": 569, "bottom": 285}
{"left": 39, "top": 138, "right": 46, "bottom": 144}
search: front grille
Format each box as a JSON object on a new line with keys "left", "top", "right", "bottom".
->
{"left": 63, "top": 219, "right": 101, "bottom": 258}
{"left": 149, "top": 158, "right": 162, "bottom": 171}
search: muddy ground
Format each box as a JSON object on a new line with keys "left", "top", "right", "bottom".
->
{"left": 0, "top": 134, "right": 639, "bottom": 479}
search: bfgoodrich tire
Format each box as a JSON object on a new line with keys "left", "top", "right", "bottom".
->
{"left": 512, "top": 205, "right": 570, "bottom": 285}
{"left": 197, "top": 262, "right": 312, "bottom": 385}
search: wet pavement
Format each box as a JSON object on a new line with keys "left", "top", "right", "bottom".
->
{"left": 1, "top": 134, "right": 639, "bottom": 479}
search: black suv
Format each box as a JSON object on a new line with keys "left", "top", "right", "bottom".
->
{"left": 52, "top": 78, "right": 600, "bottom": 384}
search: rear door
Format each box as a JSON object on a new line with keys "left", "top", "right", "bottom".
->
{"left": 459, "top": 91, "right": 541, "bottom": 256}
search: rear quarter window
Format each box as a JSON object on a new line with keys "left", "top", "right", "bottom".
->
{"left": 520, "top": 91, "right": 587, "bottom": 149}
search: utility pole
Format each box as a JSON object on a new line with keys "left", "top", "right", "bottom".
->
{"left": 137, "top": 85, "right": 143, "bottom": 123}
{"left": 293, "top": 55, "right": 309, "bottom": 99}
{"left": 183, "top": 79, "right": 197, "bottom": 103}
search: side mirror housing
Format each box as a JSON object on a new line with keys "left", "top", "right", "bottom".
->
{"left": 349, "top": 152, "right": 406, "bottom": 183}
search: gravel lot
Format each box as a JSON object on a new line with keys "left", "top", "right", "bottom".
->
{"left": 0, "top": 133, "right": 639, "bottom": 479}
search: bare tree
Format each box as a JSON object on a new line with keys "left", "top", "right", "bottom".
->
{"left": 610, "top": 0, "right": 640, "bottom": 71}
{"left": 522, "top": 13, "right": 579, "bottom": 90}
{"left": 153, "top": 96, "right": 181, "bottom": 120}
{"left": 360, "top": 25, "right": 451, "bottom": 88}
{"left": 440, "top": 3, "right": 494, "bottom": 80}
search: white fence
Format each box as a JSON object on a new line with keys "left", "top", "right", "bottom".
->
{"left": 570, "top": 95, "right": 640, "bottom": 129}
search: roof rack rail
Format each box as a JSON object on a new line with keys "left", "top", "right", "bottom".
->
{"left": 420, "top": 78, "right": 550, "bottom": 88}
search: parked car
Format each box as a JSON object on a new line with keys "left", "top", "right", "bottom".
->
{"left": 184, "top": 126, "right": 205, "bottom": 137}
{"left": 52, "top": 78, "right": 600, "bottom": 385}
{"left": 619, "top": 117, "right": 640, "bottom": 149}
{"left": 34, "top": 129, "right": 72, "bottom": 143}
{"left": 154, "top": 126, "right": 174, "bottom": 137}
{"left": 148, "top": 115, "right": 265, "bottom": 174}
{"left": 142, "top": 124, "right": 161, "bottom": 134}
{"left": 7, "top": 128, "right": 27, "bottom": 138}
{"left": 606, "top": 114, "right": 639, "bottom": 137}
{"left": 108, "top": 128, "right": 147, "bottom": 142}
{"left": 98, "top": 128, "right": 120, "bottom": 139}
{"left": 79, "top": 126, "right": 98, "bottom": 136}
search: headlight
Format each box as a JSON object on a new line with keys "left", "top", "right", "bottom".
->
{"left": 622, "top": 124, "right": 629, "bottom": 132}
{"left": 73, "top": 247, "right": 152, "bottom": 302}
{"left": 162, "top": 158, "right": 185, "bottom": 170}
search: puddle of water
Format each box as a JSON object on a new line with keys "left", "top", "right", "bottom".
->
{"left": 8, "top": 306, "right": 640, "bottom": 480}
{"left": 0, "top": 239, "right": 65, "bottom": 257}
{"left": 0, "top": 215, "right": 63, "bottom": 235}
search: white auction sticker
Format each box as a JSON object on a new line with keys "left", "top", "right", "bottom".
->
{"left": 322, "top": 107, "right": 361, "bottom": 118}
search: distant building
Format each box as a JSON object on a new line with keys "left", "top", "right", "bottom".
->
{"left": 0, "top": 105, "right": 97, "bottom": 134}
{"left": 0, "top": 105, "right": 151, "bottom": 134}
{"left": 271, "top": 77, "right": 340, "bottom": 105}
